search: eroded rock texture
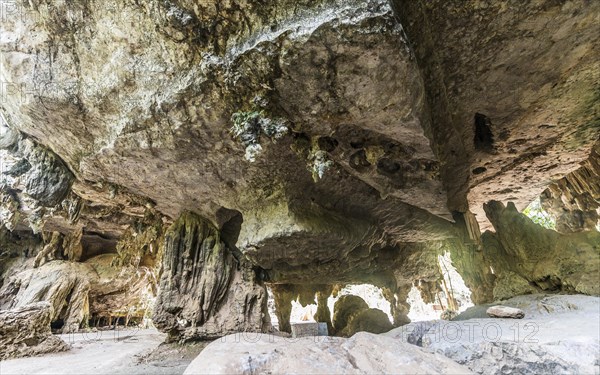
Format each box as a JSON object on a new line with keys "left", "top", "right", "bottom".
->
{"left": 387, "top": 294, "right": 600, "bottom": 375}
{"left": 0, "top": 302, "right": 69, "bottom": 360}
{"left": 86, "top": 254, "right": 158, "bottom": 327}
{"left": 184, "top": 332, "right": 472, "bottom": 374}
{"left": 482, "top": 201, "right": 600, "bottom": 299}
{"left": 0, "top": 221, "right": 162, "bottom": 334}
{"left": 0, "top": 261, "right": 93, "bottom": 333}
{"left": 153, "top": 212, "right": 268, "bottom": 342}
{"left": 394, "top": 0, "right": 600, "bottom": 229}
{"left": 541, "top": 141, "right": 600, "bottom": 233}
{"left": 0, "top": 136, "right": 73, "bottom": 232}
{"left": 0, "top": 0, "right": 598, "bottom": 344}
{"left": 268, "top": 283, "right": 334, "bottom": 334}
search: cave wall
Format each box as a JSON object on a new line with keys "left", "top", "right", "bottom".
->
{"left": 0, "top": 302, "right": 69, "bottom": 360}
{"left": 541, "top": 141, "right": 600, "bottom": 233}
{"left": 0, "top": 211, "right": 165, "bottom": 333}
{"left": 392, "top": 0, "right": 600, "bottom": 229}
{"left": 482, "top": 201, "right": 599, "bottom": 299}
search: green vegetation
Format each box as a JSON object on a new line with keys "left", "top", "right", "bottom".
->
{"left": 230, "top": 110, "right": 288, "bottom": 162}
{"left": 230, "top": 111, "right": 262, "bottom": 140}
{"left": 523, "top": 197, "right": 556, "bottom": 230}
{"left": 309, "top": 150, "right": 333, "bottom": 182}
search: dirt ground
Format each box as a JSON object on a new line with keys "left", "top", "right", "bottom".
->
{"left": 0, "top": 328, "right": 209, "bottom": 375}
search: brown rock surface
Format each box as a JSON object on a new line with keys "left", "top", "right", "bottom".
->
{"left": 0, "top": 253, "right": 160, "bottom": 333}
{"left": 86, "top": 254, "right": 157, "bottom": 327}
{"left": 394, "top": 0, "right": 600, "bottom": 229}
{"left": 0, "top": 302, "right": 69, "bottom": 360}
{"left": 541, "top": 141, "right": 600, "bottom": 233}
{"left": 0, "top": 261, "right": 94, "bottom": 333}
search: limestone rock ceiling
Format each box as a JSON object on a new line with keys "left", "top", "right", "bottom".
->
{"left": 0, "top": 0, "right": 455, "bottom": 258}
{"left": 0, "top": 1, "right": 598, "bottom": 287}
{"left": 394, "top": 0, "right": 600, "bottom": 230}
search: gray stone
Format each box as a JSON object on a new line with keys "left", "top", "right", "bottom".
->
{"left": 388, "top": 294, "right": 600, "bottom": 375}
{"left": 291, "top": 322, "right": 319, "bottom": 338}
{"left": 486, "top": 305, "right": 525, "bottom": 319}
{"left": 183, "top": 332, "right": 473, "bottom": 374}
{"left": 317, "top": 322, "right": 329, "bottom": 336}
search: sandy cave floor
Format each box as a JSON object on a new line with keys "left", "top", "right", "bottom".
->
{"left": 0, "top": 329, "right": 209, "bottom": 375}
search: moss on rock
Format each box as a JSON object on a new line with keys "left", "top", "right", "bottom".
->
{"left": 344, "top": 308, "right": 393, "bottom": 336}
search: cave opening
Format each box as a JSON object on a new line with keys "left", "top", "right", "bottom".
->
{"left": 216, "top": 207, "right": 243, "bottom": 251}
{"left": 50, "top": 319, "right": 64, "bottom": 331}
{"left": 88, "top": 315, "right": 143, "bottom": 329}
{"left": 523, "top": 197, "right": 557, "bottom": 230}
{"left": 474, "top": 113, "right": 494, "bottom": 152}
{"left": 266, "top": 283, "right": 394, "bottom": 336}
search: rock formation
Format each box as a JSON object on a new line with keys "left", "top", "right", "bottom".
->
{"left": 153, "top": 211, "right": 268, "bottom": 342}
{"left": 393, "top": 1, "right": 599, "bottom": 230}
{"left": 0, "top": 302, "right": 69, "bottom": 360}
{"left": 541, "top": 141, "right": 600, "bottom": 233}
{"left": 343, "top": 308, "right": 393, "bottom": 337}
{"left": 86, "top": 254, "right": 158, "bottom": 328}
{"left": 482, "top": 201, "right": 600, "bottom": 299}
{"left": 332, "top": 295, "right": 369, "bottom": 335}
{"left": 0, "top": 0, "right": 598, "bottom": 361}
{"left": 0, "top": 261, "right": 94, "bottom": 333}
{"left": 486, "top": 305, "right": 524, "bottom": 319}
{"left": 0, "top": 256, "right": 159, "bottom": 333}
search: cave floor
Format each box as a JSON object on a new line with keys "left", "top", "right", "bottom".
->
{"left": 0, "top": 329, "right": 209, "bottom": 375}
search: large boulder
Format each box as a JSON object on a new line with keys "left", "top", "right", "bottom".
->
{"left": 0, "top": 302, "right": 69, "bottom": 360}
{"left": 0, "top": 250, "right": 162, "bottom": 333}
{"left": 183, "top": 331, "right": 472, "bottom": 374}
{"left": 482, "top": 201, "right": 600, "bottom": 298}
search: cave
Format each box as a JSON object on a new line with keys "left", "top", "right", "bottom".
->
{"left": 474, "top": 113, "right": 495, "bottom": 152}
{"left": 0, "top": 1, "right": 599, "bottom": 374}
{"left": 50, "top": 319, "right": 64, "bottom": 331}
